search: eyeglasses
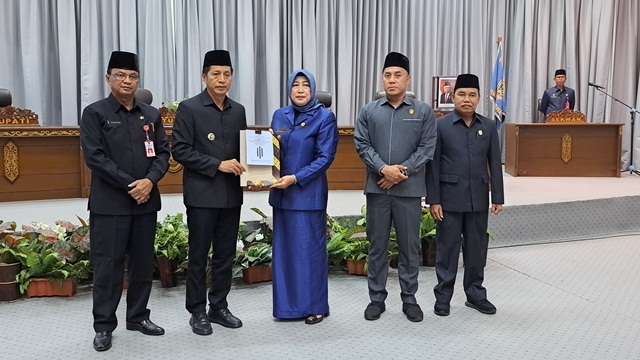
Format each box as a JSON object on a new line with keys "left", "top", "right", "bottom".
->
{"left": 111, "top": 72, "right": 139, "bottom": 82}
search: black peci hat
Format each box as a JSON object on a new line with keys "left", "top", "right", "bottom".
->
{"left": 107, "top": 51, "right": 139, "bottom": 72}
{"left": 383, "top": 52, "right": 410, "bottom": 74}
{"left": 555, "top": 69, "right": 566, "bottom": 77}
{"left": 203, "top": 50, "right": 233, "bottom": 72}
{"left": 454, "top": 74, "right": 480, "bottom": 91}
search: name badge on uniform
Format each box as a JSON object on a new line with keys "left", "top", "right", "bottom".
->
{"left": 145, "top": 139, "right": 156, "bottom": 157}
{"left": 143, "top": 124, "right": 156, "bottom": 157}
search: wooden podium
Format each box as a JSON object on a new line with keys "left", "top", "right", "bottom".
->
{"left": 505, "top": 123, "right": 623, "bottom": 177}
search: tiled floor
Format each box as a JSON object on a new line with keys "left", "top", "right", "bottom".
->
{"left": 2, "top": 173, "right": 640, "bottom": 359}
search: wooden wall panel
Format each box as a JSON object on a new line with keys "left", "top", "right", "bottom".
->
{"left": 325, "top": 131, "right": 365, "bottom": 190}
{"left": 0, "top": 128, "right": 82, "bottom": 201}
{"left": 504, "top": 123, "right": 622, "bottom": 177}
{"left": 1, "top": 126, "right": 367, "bottom": 202}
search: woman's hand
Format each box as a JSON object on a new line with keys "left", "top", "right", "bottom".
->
{"left": 270, "top": 175, "right": 296, "bottom": 189}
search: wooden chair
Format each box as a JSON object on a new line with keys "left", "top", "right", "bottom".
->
{"left": 546, "top": 108, "right": 586, "bottom": 123}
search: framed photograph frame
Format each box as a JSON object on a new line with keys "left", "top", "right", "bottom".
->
{"left": 433, "top": 76, "right": 457, "bottom": 109}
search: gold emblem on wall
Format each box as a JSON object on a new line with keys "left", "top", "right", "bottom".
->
{"left": 3, "top": 140, "right": 19, "bottom": 183}
{"left": 561, "top": 133, "right": 572, "bottom": 163}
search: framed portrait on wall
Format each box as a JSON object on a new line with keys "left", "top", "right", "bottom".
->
{"left": 432, "top": 76, "right": 456, "bottom": 109}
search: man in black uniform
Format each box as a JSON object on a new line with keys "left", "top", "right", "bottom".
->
{"left": 172, "top": 50, "right": 247, "bottom": 336}
{"left": 80, "top": 51, "right": 170, "bottom": 352}
{"left": 426, "top": 73, "right": 504, "bottom": 317}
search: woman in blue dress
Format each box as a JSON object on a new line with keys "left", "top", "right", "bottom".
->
{"left": 269, "top": 69, "right": 339, "bottom": 324}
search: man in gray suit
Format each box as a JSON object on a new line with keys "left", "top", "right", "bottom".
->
{"left": 354, "top": 52, "right": 437, "bottom": 322}
{"left": 426, "top": 73, "right": 504, "bottom": 317}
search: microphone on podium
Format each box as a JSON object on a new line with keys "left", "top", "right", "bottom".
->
{"left": 588, "top": 82, "right": 605, "bottom": 90}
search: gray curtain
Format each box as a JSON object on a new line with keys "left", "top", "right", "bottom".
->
{"left": 1, "top": 0, "right": 639, "bottom": 166}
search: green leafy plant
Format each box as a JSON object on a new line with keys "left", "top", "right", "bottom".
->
{"left": 154, "top": 213, "right": 189, "bottom": 260}
{"left": 3, "top": 218, "right": 92, "bottom": 293}
{"left": 326, "top": 205, "right": 369, "bottom": 264}
{"left": 161, "top": 100, "right": 181, "bottom": 111}
{"left": 235, "top": 243, "right": 272, "bottom": 269}
{"left": 419, "top": 207, "right": 437, "bottom": 240}
{"left": 233, "top": 208, "right": 273, "bottom": 276}
{"left": 13, "top": 239, "right": 89, "bottom": 293}
{"left": 0, "top": 221, "right": 25, "bottom": 263}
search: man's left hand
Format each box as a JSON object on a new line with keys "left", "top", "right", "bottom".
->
{"left": 377, "top": 177, "right": 395, "bottom": 190}
{"left": 491, "top": 204, "right": 503, "bottom": 215}
{"left": 128, "top": 178, "right": 153, "bottom": 204}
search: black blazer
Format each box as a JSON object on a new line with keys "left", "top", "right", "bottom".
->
{"left": 426, "top": 110, "right": 504, "bottom": 212}
{"left": 171, "top": 90, "right": 247, "bottom": 209}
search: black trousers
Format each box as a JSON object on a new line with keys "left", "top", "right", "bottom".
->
{"left": 433, "top": 210, "right": 489, "bottom": 304}
{"left": 185, "top": 206, "right": 241, "bottom": 314}
{"left": 90, "top": 212, "right": 157, "bottom": 332}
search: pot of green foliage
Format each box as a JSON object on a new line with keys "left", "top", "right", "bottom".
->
{"left": 14, "top": 239, "right": 90, "bottom": 297}
{"left": 326, "top": 208, "right": 369, "bottom": 275}
{"left": 236, "top": 243, "right": 272, "bottom": 284}
{"left": 233, "top": 208, "right": 273, "bottom": 284}
{"left": 420, "top": 207, "right": 437, "bottom": 267}
{"left": 0, "top": 221, "right": 24, "bottom": 301}
{"left": 154, "top": 214, "right": 189, "bottom": 288}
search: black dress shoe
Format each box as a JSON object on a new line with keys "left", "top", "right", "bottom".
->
{"left": 93, "top": 331, "right": 112, "bottom": 352}
{"left": 434, "top": 301, "right": 450, "bottom": 316}
{"left": 125, "top": 319, "right": 165, "bottom": 335}
{"left": 465, "top": 299, "right": 497, "bottom": 315}
{"left": 402, "top": 303, "right": 424, "bottom": 322}
{"left": 364, "top": 301, "right": 385, "bottom": 320}
{"left": 207, "top": 308, "right": 243, "bottom": 328}
{"left": 190, "top": 312, "right": 213, "bottom": 335}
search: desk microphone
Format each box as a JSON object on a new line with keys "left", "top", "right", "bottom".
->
{"left": 588, "top": 82, "right": 605, "bottom": 90}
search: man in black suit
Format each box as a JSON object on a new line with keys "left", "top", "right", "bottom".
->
{"left": 426, "top": 73, "right": 504, "bottom": 317}
{"left": 439, "top": 81, "right": 454, "bottom": 104}
{"left": 172, "top": 50, "right": 247, "bottom": 336}
{"left": 80, "top": 51, "right": 170, "bottom": 352}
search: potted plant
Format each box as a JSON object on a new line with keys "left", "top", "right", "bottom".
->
{"left": 234, "top": 208, "right": 273, "bottom": 284}
{"left": 0, "top": 221, "right": 24, "bottom": 301}
{"left": 14, "top": 239, "right": 90, "bottom": 297}
{"left": 154, "top": 213, "right": 189, "bottom": 288}
{"left": 327, "top": 205, "right": 399, "bottom": 275}
{"left": 235, "top": 243, "right": 272, "bottom": 284}
{"left": 419, "top": 207, "right": 437, "bottom": 267}
{"left": 12, "top": 219, "right": 92, "bottom": 297}
{"left": 326, "top": 206, "right": 370, "bottom": 275}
